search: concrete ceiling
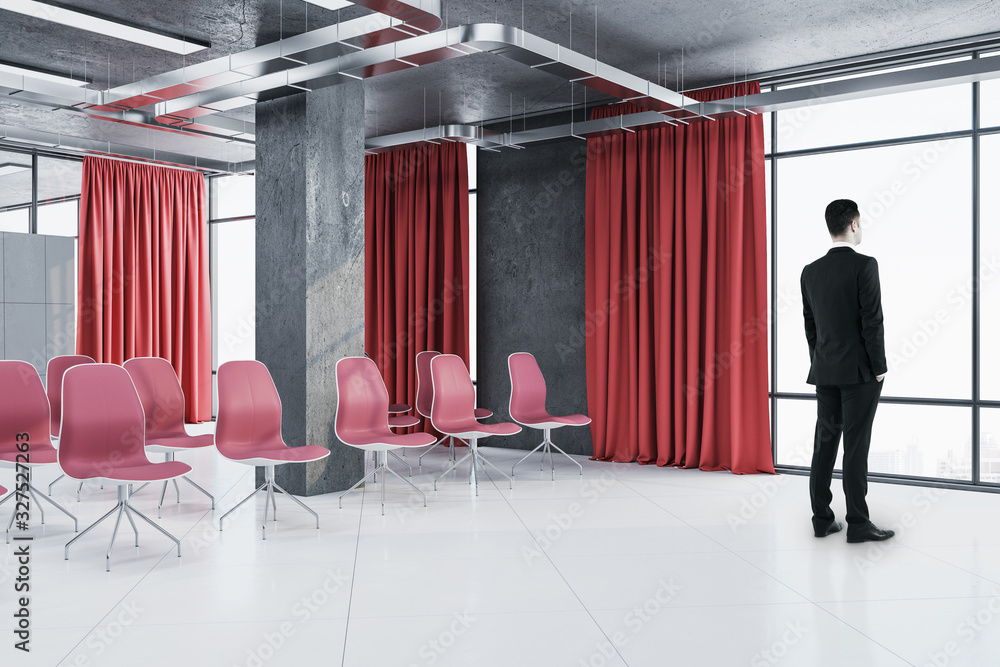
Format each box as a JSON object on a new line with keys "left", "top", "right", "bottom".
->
{"left": 1, "top": 0, "right": 1000, "bottom": 171}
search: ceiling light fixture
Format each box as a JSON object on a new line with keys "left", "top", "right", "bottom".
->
{"left": 0, "top": 0, "right": 209, "bottom": 55}
{"left": 0, "top": 162, "right": 31, "bottom": 177}
{"left": 302, "top": 0, "right": 355, "bottom": 11}
{"left": 0, "top": 61, "right": 87, "bottom": 86}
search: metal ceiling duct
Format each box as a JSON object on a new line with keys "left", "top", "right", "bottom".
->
{"left": 0, "top": 124, "right": 252, "bottom": 173}
{"left": 364, "top": 54, "right": 1000, "bottom": 153}
{"left": 153, "top": 23, "right": 704, "bottom": 126}
{"left": 0, "top": 0, "right": 442, "bottom": 146}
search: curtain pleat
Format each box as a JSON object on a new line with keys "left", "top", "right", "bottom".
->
{"left": 364, "top": 143, "right": 470, "bottom": 430}
{"left": 77, "top": 156, "right": 211, "bottom": 423}
{"left": 585, "top": 86, "right": 774, "bottom": 474}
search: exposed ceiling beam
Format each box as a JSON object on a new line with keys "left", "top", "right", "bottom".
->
{"left": 363, "top": 52, "right": 1000, "bottom": 151}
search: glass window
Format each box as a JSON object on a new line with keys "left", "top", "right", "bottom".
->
{"left": 0, "top": 208, "right": 30, "bottom": 233}
{"left": 37, "top": 200, "right": 79, "bottom": 237}
{"left": 213, "top": 218, "right": 256, "bottom": 368}
{"left": 981, "top": 409, "right": 1000, "bottom": 484}
{"left": 469, "top": 190, "right": 477, "bottom": 382}
{"left": 210, "top": 174, "right": 255, "bottom": 220}
{"left": 774, "top": 398, "right": 818, "bottom": 468}
{"left": 778, "top": 398, "right": 971, "bottom": 480}
{"left": 979, "top": 52, "right": 1000, "bottom": 130}
{"left": 0, "top": 151, "right": 32, "bottom": 232}
{"left": 777, "top": 82, "right": 971, "bottom": 152}
{"left": 981, "top": 134, "right": 1000, "bottom": 400}
{"left": 762, "top": 111, "right": 772, "bottom": 156}
{"left": 467, "top": 142, "right": 477, "bottom": 190}
{"left": 775, "top": 139, "right": 972, "bottom": 400}
{"left": 36, "top": 157, "right": 81, "bottom": 236}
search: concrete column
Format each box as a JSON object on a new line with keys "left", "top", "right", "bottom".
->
{"left": 254, "top": 81, "right": 366, "bottom": 495}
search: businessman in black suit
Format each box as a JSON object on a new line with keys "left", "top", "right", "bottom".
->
{"left": 801, "top": 199, "right": 894, "bottom": 543}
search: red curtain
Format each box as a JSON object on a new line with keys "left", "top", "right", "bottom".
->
{"left": 365, "top": 142, "right": 470, "bottom": 423}
{"left": 77, "top": 156, "right": 212, "bottom": 423}
{"left": 585, "top": 84, "right": 773, "bottom": 474}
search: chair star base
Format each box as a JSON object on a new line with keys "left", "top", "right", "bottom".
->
{"left": 340, "top": 451, "right": 427, "bottom": 515}
{"left": 433, "top": 438, "right": 513, "bottom": 496}
{"left": 130, "top": 452, "right": 216, "bottom": 517}
{"left": 219, "top": 464, "right": 319, "bottom": 540}
{"left": 511, "top": 428, "right": 584, "bottom": 480}
{"left": 1, "top": 482, "right": 79, "bottom": 544}
{"left": 64, "top": 485, "right": 181, "bottom": 572}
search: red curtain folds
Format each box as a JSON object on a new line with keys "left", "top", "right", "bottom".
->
{"left": 365, "top": 142, "right": 470, "bottom": 424}
{"left": 585, "top": 84, "right": 774, "bottom": 473}
{"left": 77, "top": 156, "right": 212, "bottom": 423}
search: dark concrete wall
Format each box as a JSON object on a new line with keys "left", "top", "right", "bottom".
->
{"left": 477, "top": 138, "right": 593, "bottom": 456}
{"left": 255, "top": 81, "right": 366, "bottom": 495}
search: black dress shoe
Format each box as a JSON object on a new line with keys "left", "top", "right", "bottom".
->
{"left": 814, "top": 521, "right": 843, "bottom": 538}
{"left": 846, "top": 523, "right": 895, "bottom": 543}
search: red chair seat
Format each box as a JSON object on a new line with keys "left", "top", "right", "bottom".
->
{"left": 388, "top": 415, "right": 421, "bottom": 428}
{"left": 505, "top": 412, "right": 591, "bottom": 429}
{"left": 473, "top": 408, "right": 493, "bottom": 419}
{"left": 145, "top": 433, "right": 216, "bottom": 452}
{"left": 222, "top": 443, "right": 331, "bottom": 464}
{"left": 0, "top": 441, "right": 58, "bottom": 465}
{"left": 82, "top": 461, "right": 192, "bottom": 484}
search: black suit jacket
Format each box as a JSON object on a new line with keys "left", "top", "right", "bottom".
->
{"left": 800, "top": 247, "right": 887, "bottom": 386}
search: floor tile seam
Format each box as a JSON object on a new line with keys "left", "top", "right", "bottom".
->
{"left": 479, "top": 468, "right": 633, "bottom": 667}
{"left": 808, "top": 600, "right": 930, "bottom": 666}
{"left": 340, "top": 477, "right": 369, "bottom": 667}
{"left": 53, "top": 497, "right": 221, "bottom": 665}
{"left": 903, "top": 544, "right": 1000, "bottom": 589}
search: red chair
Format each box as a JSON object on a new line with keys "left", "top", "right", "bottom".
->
{"left": 430, "top": 354, "right": 520, "bottom": 495}
{"left": 508, "top": 352, "right": 590, "bottom": 479}
{"left": 216, "top": 360, "right": 330, "bottom": 540}
{"left": 0, "top": 361, "right": 78, "bottom": 543}
{"left": 124, "top": 357, "right": 216, "bottom": 516}
{"left": 416, "top": 350, "right": 492, "bottom": 469}
{"left": 60, "top": 364, "right": 190, "bottom": 571}
{"left": 45, "top": 354, "right": 95, "bottom": 497}
{"left": 335, "top": 357, "right": 436, "bottom": 514}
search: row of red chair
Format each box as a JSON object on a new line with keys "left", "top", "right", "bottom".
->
{"left": 333, "top": 352, "right": 591, "bottom": 512}
{"left": 0, "top": 352, "right": 589, "bottom": 568}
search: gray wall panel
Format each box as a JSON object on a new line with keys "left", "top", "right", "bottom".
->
{"left": 4, "top": 302, "right": 47, "bottom": 375}
{"left": 477, "top": 139, "right": 593, "bottom": 458}
{"left": 45, "top": 235, "right": 76, "bottom": 304}
{"left": 4, "top": 232, "right": 45, "bottom": 304}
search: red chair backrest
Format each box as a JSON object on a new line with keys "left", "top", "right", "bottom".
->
{"left": 46, "top": 355, "right": 95, "bottom": 438}
{"left": 0, "top": 360, "right": 50, "bottom": 454}
{"left": 429, "top": 354, "right": 476, "bottom": 432}
{"left": 415, "top": 350, "right": 441, "bottom": 418}
{"left": 335, "top": 357, "right": 391, "bottom": 443}
{"left": 123, "top": 357, "right": 188, "bottom": 438}
{"left": 59, "top": 364, "right": 150, "bottom": 479}
{"left": 216, "top": 361, "right": 284, "bottom": 456}
{"left": 508, "top": 353, "right": 548, "bottom": 422}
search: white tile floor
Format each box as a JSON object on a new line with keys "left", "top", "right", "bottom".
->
{"left": 4, "top": 424, "right": 1000, "bottom": 666}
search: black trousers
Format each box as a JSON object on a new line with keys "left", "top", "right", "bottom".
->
{"left": 810, "top": 378, "right": 883, "bottom": 531}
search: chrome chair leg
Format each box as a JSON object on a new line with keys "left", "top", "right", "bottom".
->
{"left": 511, "top": 440, "right": 547, "bottom": 477}
{"left": 7, "top": 483, "right": 79, "bottom": 544}
{"left": 417, "top": 434, "right": 449, "bottom": 470}
{"left": 383, "top": 462, "right": 426, "bottom": 508}
{"left": 182, "top": 476, "right": 216, "bottom": 509}
{"left": 388, "top": 450, "right": 413, "bottom": 478}
{"left": 433, "top": 451, "right": 474, "bottom": 490}
{"left": 48, "top": 474, "right": 66, "bottom": 496}
{"left": 477, "top": 451, "right": 514, "bottom": 489}
{"left": 122, "top": 502, "right": 139, "bottom": 546}
{"left": 219, "top": 480, "right": 268, "bottom": 530}
{"left": 272, "top": 480, "right": 319, "bottom": 529}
